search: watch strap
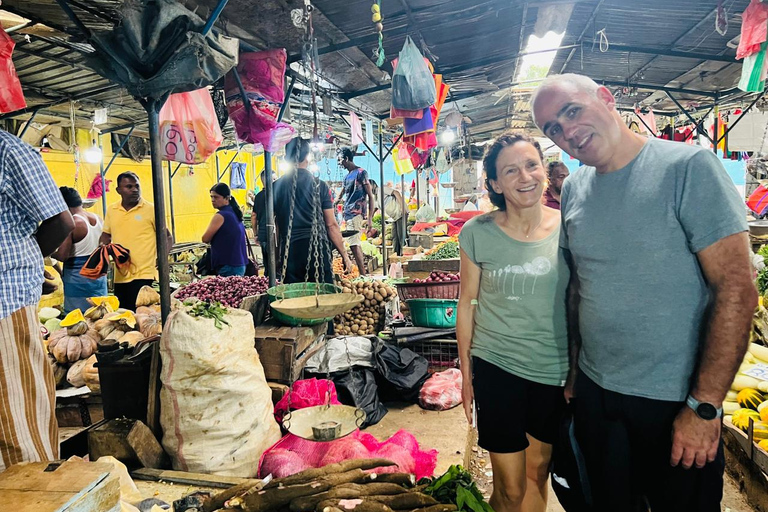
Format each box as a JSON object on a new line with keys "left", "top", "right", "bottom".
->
{"left": 686, "top": 395, "right": 723, "bottom": 419}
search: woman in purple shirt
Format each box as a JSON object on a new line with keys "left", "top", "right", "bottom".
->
{"left": 202, "top": 183, "right": 248, "bottom": 277}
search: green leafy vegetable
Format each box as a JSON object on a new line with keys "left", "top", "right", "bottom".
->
{"left": 758, "top": 268, "right": 768, "bottom": 296}
{"left": 424, "top": 241, "right": 460, "bottom": 261}
{"left": 424, "top": 465, "right": 493, "bottom": 512}
{"left": 759, "top": 244, "right": 768, "bottom": 264}
{"left": 183, "top": 299, "right": 230, "bottom": 330}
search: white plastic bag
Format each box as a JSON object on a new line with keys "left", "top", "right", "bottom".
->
{"left": 305, "top": 336, "right": 375, "bottom": 373}
{"left": 160, "top": 304, "right": 281, "bottom": 477}
{"left": 391, "top": 36, "right": 436, "bottom": 111}
{"left": 415, "top": 204, "right": 437, "bottom": 223}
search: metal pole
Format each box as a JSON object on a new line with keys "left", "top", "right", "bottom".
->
{"left": 99, "top": 135, "right": 107, "bottom": 217}
{"left": 201, "top": 0, "right": 230, "bottom": 36}
{"left": 264, "top": 152, "right": 276, "bottom": 287}
{"left": 713, "top": 102, "right": 719, "bottom": 154}
{"left": 167, "top": 161, "right": 176, "bottom": 241}
{"left": 215, "top": 152, "right": 221, "bottom": 182}
{"left": 400, "top": 173, "right": 407, "bottom": 248}
{"left": 19, "top": 109, "right": 39, "bottom": 138}
{"left": 379, "top": 122, "right": 387, "bottom": 276}
{"left": 416, "top": 169, "right": 421, "bottom": 208}
{"left": 103, "top": 125, "right": 135, "bottom": 176}
{"left": 147, "top": 99, "right": 171, "bottom": 323}
{"left": 718, "top": 92, "right": 765, "bottom": 144}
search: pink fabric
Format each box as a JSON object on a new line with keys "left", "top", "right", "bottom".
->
{"left": 87, "top": 174, "right": 112, "bottom": 199}
{"left": 350, "top": 112, "right": 364, "bottom": 146}
{"left": 224, "top": 49, "right": 295, "bottom": 152}
{"left": 634, "top": 109, "right": 657, "bottom": 136}
{"left": 274, "top": 378, "right": 341, "bottom": 423}
{"left": 737, "top": 0, "right": 768, "bottom": 60}
{"left": 0, "top": 26, "right": 25, "bottom": 113}
{"left": 258, "top": 429, "right": 438, "bottom": 480}
{"left": 419, "top": 369, "right": 462, "bottom": 411}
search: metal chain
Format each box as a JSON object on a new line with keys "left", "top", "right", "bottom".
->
{"left": 280, "top": 168, "right": 300, "bottom": 293}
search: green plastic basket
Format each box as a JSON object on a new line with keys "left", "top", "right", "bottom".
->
{"left": 267, "top": 283, "right": 342, "bottom": 326}
{"left": 407, "top": 299, "right": 458, "bottom": 329}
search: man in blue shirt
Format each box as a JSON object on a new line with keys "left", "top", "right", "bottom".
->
{"left": 339, "top": 148, "right": 376, "bottom": 275}
{"left": 0, "top": 130, "right": 74, "bottom": 471}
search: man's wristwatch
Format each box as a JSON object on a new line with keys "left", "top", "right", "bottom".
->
{"left": 686, "top": 395, "right": 723, "bottom": 420}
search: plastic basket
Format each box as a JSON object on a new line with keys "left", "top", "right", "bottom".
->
{"left": 407, "top": 299, "right": 458, "bottom": 329}
{"left": 267, "top": 283, "right": 342, "bottom": 326}
{"left": 396, "top": 281, "right": 460, "bottom": 301}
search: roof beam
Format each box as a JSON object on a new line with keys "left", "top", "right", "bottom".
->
{"left": 598, "top": 80, "right": 718, "bottom": 98}
{"left": 12, "top": 43, "right": 93, "bottom": 74}
{"left": 600, "top": 43, "right": 736, "bottom": 64}
{"left": 559, "top": 0, "right": 604, "bottom": 74}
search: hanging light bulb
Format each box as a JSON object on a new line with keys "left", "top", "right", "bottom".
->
{"left": 278, "top": 160, "right": 292, "bottom": 173}
{"left": 84, "top": 139, "right": 102, "bottom": 164}
{"left": 440, "top": 130, "right": 456, "bottom": 145}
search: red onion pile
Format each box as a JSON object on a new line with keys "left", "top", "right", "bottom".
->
{"left": 413, "top": 271, "right": 460, "bottom": 284}
{"left": 175, "top": 275, "right": 271, "bottom": 308}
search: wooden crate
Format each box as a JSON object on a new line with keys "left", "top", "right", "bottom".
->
{"left": 405, "top": 258, "right": 460, "bottom": 273}
{"left": 409, "top": 232, "right": 434, "bottom": 249}
{"left": 254, "top": 321, "right": 327, "bottom": 384}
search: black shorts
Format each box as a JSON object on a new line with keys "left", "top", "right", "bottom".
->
{"left": 472, "top": 357, "right": 565, "bottom": 453}
{"left": 572, "top": 371, "right": 724, "bottom": 511}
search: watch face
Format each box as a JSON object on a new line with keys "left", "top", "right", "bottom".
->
{"left": 697, "top": 403, "right": 718, "bottom": 420}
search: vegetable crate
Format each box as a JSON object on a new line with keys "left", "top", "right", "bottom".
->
{"left": 254, "top": 320, "right": 328, "bottom": 384}
{"left": 409, "top": 233, "right": 434, "bottom": 249}
{"left": 408, "top": 299, "right": 458, "bottom": 329}
{"left": 405, "top": 339, "right": 459, "bottom": 373}
{"left": 396, "top": 281, "right": 460, "bottom": 301}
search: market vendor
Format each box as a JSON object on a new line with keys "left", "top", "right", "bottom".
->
{"left": 53, "top": 186, "right": 108, "bottom": 312}
{"left": 457, "top": 132, "right": 567, "bottom": 512}
{"left": 532, "top": 73, "right": 755, "bottom": 510}
{"left": 339, "top": 147, "right": 376, "bottom": 275}
{"left": 274, "top": 137, "right": 352, "bottom": 283}
{"left": 202, "top": 183, "right": 249, "bottom": 277}
{"left": 542, "top": 161, "right": 568, "bottom": 210}
{"left": 252, "top": 170, "right": 273, "bottom": 279}
{"left": 0, "top": 130, "right": 75, "bottom": 471}
{"left": 100, "top": 172, "right": 173, "bottom": 310}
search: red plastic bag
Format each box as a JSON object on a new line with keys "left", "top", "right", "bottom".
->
{"left": 0, "top": 27, "right": 26, "bottom": 114}
{"left": 419, "top": 368, "right": 463, "bottom": 411}
{"left": 224, "top": 49, "right": 295, "bottom": 152}
{"left": 159, "top": 88, "right": 223, "bottom": 164}
{"left": 748, "top": 184, "right": 768, "bottom": 216}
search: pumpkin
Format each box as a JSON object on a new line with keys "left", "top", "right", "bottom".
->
{"left": 119, "top": 331, "right": 145, "bottom": 346}
{"left": 732, "top": 408, "right": 761, "bottom": 431}
{"left": 47, "top": 354, "right": 68, "bottom": 389}
{"left": 67, "top": 358, "right": 89, "bottom": 388}
{"left": 96, "top": 311, "right": 137, "bottom": 340}
{"left": 60, "top": 309, "right": 89, "bottom": 336}
{"left": 47, "top": 327, "right": 99, "bottom": 363}
{"left": 82, "top": 355, "right": 99, "bottom": 392}
{"left": 136, "top": 310, "right": 162, "bottom": 338}
{"left": 737, "top": 388, "right": 764, "bottom": 410}
{"left": 136, "top": 285, "right": 161, "bottom": 307}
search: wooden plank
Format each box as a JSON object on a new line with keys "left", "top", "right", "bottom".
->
{"left": 146, "top": 338, "right": 162, "bottom": 439}
{"left": 131, "top": 467, "right": 261, "bottom": 489}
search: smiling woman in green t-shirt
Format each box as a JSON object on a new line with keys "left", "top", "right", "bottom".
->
{"left": 457, "top": 132, "right": 569, "bottom": 512}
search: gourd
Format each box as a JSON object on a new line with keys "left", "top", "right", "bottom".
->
{"left": 82, "top": 355, "right": 99, "bottom": 392}
{"left": 726, "top": 390, "right": 739, "bottom": 402}
{"left": 94, "top": 311, "right": 137, "bottom": 341}
{"left": 732, "top": 408, "right": 761, "bottom": 431}
{"left": 84, "top": 296, "right": 120, "bottom": 321}
{"left": 47, "top": 310, "right": 99, "bottom": 363}
{"left": 47, "top": 354, "right": 68, "bottom": 389}
{"left": 754, "top": 421, "right": 768, "bottom": 441}
{"left": 135, "top": 306, "right": 162, "bottom": 338}
{"left": 67, "top": 358, "right": 89, "bottom": 388}
{"left": 118, "top": 331, "right": 145, "bottom": 346}
{"left": 749, "top": 343, "right": 768, "bottom": 363}
{"left": 759, "top": 439, "right": 768, "bottom": 452}
{"left": 732, "top": 374, "right": 763, "bottom": 391}
{"left": 737, "top": 388, "right": 764, "bottom": 410}
{"left": 135, "top": 286, "right": 160, "bottom": 307}
{"left": 39, "top": 307, "right": 61, "bottom": 323}
{"left": 723, "top": 401, "right": 740, "bottom": 415}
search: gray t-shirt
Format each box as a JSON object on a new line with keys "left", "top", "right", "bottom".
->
{"left": 560, "top": 137, "right": 748, "bottom": 401}
{"left": 459, "top": 215, "right": 569, "bottom": 386}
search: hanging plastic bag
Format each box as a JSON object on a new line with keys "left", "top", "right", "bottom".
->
{"left": 230, "top": 162, "right": 247, "bottom": 189}
{"left": 159, "top": 88, "right": 223, "bottom": 164}
{"left": 415, "top": 204, "right": 437, "bottom": 223}
{"left": 0, "top": 27, "right": 26, "bottom": 113}
{"left": 391, "top": 37, "right": 436, "bottom": 111}
{"left": 435, "top": 148, "right": 449, "bottom": 174}
{"left": 224, "top": 49, "right": 295, "bottom": 152}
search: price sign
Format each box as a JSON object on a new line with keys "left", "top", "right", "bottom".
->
{"left": 744, "top": 363, "right": 768, "bottom": 382}
{"left": 161, "top": 121, "right": 200, "bottom": 164}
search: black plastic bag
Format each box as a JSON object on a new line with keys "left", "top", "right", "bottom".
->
{"left": 331, "top": 367, "right": 388, "bottom": 428}
{"left": 373, "top": 340, "right": 429, "bottom": 403}
{"left": 551, "top": 410, "right": 593, "bottom": 511}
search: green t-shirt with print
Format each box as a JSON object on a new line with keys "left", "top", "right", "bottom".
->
{"left": 458, "top": 214, "right": 569, "bottom": 386}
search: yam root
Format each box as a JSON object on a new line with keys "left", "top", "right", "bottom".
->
{"left": 290, "top": 483, "right": 410, "bottom": 512}
{"left": 317, "top": 500, "right": 393, "bottom": 512}
{"left": 265, "top": 459, "right": 396, "bottom": 489}
{"left": 409, "top": 506, "right": 457, "bottom": 512}
{"left": 243, "top": 469, "right": 377, "bottom": 512}
{"left": 357, "top": 494, "right": 438, "bottom": 510}
{"left": 372, "top": 474, "right": 416, "bottom": 488}
{"left": 204, "top": 480, "right": 269, "bottom": 512}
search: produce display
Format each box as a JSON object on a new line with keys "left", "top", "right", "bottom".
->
{"left": 174, "top": 275, "right": 271, "bottom": 308}
{"left": 423, "top": 240, "right": 459, "bottom": 261}
{"left": 333, "top": 257, "right": 360, "bottom": 279}
{"left": 335, "top": 279, "right": 396, "bottom": 336}
{"left": 47, "top": 310, "right": 99, "bottom": 363}
{"left": 425, "top": 465, "right": 493, "bottom": 512}
{"left": 412, "top": 271, "right": 460, "bottom": 284}
{"left": 204, "top": 458, "right": 455, "bottom": 512}
{"left": 183, "top": 299, "right": 231, "bottom": 329}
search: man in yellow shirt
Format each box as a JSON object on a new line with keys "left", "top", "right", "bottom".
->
{"left": 100, "top": 172, "right": 172, "bottom": 310}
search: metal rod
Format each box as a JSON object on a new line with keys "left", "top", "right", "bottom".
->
{"left": 401, "top": 173, "right": 406, "bottom": 249}
{"left": 54, "top": 0, "right": 92, "bottom": 38}
{"left": 167, "top": 161, "right": 176, "bottom": 241}
{"left": 278, "top": 76, "right": 296, "bottom": 121}
{"left": 264, "top": 152, "right": 276, "bottom": 287}
{"left": 147, "top": 99, "right": 171, "bottom": 323}
{"left": 171, "top": 162, "right": 183, "bottom": 178}
{"left": 379, "top": 121, "right": 387, "bottom": 276}
{"left": 221, "top": 150, "right": 240, "bottom": 178}
{"left": 713, "top": 103, "right": 719, "bottom": 154}
{"left": 717, "top": 92, "right": 765, "bottom": 144}
{"left": 215, "top": 152, "right": 221, "bottom": 182}
{"left": 666, "top": 92, "right": 715, "bottom": 143}
{"left": 340, "top": 114, "right": 378, "bottom": 160}
{"left": 683, "top": 106, "right": 715, "bottom": 142}
{"left": 634, "top": 111, "right": 657, "bottom": 137}
{"left": 19, "top": 110, "right": 39, "bottom": 138}
{"left": 201, "top": 0, "right": 230, "bottom": 36}
{"left": 560, "top": 0, "right": 605, "bottom": 73}
{"left": 416, "top": 169, "right": 421, "bottom": 208}
{"left": 98, "top": 135, "right": 106, "bottom": 217}
{"left": 103, "top": 125, "right": 135, "bottom": 176}
{"left": 383, "top": 133, "right": 404, "bottom": 161}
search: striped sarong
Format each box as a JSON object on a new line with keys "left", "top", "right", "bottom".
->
{"left": 0, "top": 305, "right": 58, "bottom": 471}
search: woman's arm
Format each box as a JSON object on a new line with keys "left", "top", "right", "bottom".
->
{"left": 323, "top": 208, "right": 354, "bottom": 271}
{"left": 457, "top": 248, "right": 481, "bottom": 424}
{"left": 202, "top": 213, "right": 224, "bottom": 244}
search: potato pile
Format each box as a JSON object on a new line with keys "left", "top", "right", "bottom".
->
{"left": 335, "top": 279, "right": 396, "bottom": 336}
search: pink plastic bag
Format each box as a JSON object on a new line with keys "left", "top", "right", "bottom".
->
{"left": 159, "top": 88, "right": 223, "bottom": 164}
{"left": 274, "top": 378, "right": 341, "bottom": 423}
{"left": 224, "top": 49, "right": 295, "bottom": 152}
{"left": 258, "top": 429, "right": 437, "bottom": 480}
{"left": 419, "top": 369, "right": 463, "bottom": 411}
{"left": 0, "top": 27, "right": 26, "bottom": 114}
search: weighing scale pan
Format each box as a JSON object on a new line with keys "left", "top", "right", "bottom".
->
{"left": 283, "top": 404, "right": 366, "bottom": 441}
{"left": 270, "top": 292, "right": 363, "bottom": 319}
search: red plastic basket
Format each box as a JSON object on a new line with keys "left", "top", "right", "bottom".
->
{"left": 395, "top": 281, "right": 460, "bottom": 301}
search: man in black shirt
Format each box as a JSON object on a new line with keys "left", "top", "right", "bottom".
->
{"left": 273, "top": 138, "right": 352, "bottom": 283}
